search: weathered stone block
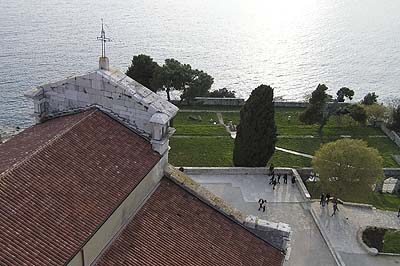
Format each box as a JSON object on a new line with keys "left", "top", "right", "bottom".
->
{"left": 65, "top": 89, "right": 78, "bottom": 101}
{"left": 76, "top": 77, "right": 92, "bottom": 88}
{"left": 92, "top": 80, "right": 105, "bottom": 91}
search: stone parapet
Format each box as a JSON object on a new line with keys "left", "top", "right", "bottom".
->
{"left": 244, "top": 215, "right": 291, "bottom": 251}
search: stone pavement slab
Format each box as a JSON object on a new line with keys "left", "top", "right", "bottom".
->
{"left": 190, "top": 174, "right": 337, "bottom": 266}
{"left": 311, "top": 202, "right": 400, "bottom": 266}
{"left": 192, "top": 174, "right": 304, "bottom": 203}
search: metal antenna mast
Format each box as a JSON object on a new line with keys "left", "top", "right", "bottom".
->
{"left": 97, "top": 19, "right": 111, "bottom": 57}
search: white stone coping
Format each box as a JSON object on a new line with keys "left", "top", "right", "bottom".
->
{"left": 244, "top": 215, "right": 291, "bottom": 237}
{"left": 292, "top": 169, "right": 311, "bottom": 200}
{"left": 149, "top": 112, "right": 170, "bottom": 124}
{"left": 357, "top": 227, "right": 379, "bottom": 256}
{"left": 310, "top": 199, "right": 374, "bottom": 210}
{"left": 342, "top": 202, "right": 374, "bottom": 210}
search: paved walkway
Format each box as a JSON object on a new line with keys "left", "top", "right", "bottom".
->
{"left": 276, "top": 147, "right": 313, "bottom": 158}
{"left": 311, "top": 202, "right": 400, "bottom": 266}
{"left": 190, "top": 173, "right": 336, "bottom": 266}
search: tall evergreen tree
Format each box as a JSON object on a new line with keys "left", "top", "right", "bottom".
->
{"left": 233, "top": 85, "right": 277, "bottom": 167}
{"left": 126, "top": 54, "right": 160, "bottom": 92}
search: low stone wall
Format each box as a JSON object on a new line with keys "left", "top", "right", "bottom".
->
{"left": 193, "top": 97, "right": 245, "bottom": 106}
{"left": 357, "top": 227, "right": 379, "bottom": 256}
{"left": 292, "top": 169, "right": 311, "bottom": 200}
{"left": 244, "top": 215, "right": 291, "bottom": 252}
{"left": 297, "top": 167, "right": 400, "bottom": 180}
{"left": 381, "top": 124, "right": 400, "bottom": 148}
{"left": 383, "top": 168, "right": 400, "bottom": 178}
{"left": 274, "top": 101, "right": 308, "bottom": 108}
{"left": 183, "top": 166, "right": 290, "bottom": 176}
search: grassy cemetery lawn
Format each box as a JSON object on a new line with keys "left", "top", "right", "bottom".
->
{"left": 276, "top": 137, "right": 400, "bottom": 167}
{"left": 269, "top": 150, "right": 312, "bottom": 168}
{"left": 305, "top": 181, "right": 400, "bottom": 211}
{"left": 221, "top": 107, "right": 383, "bottom": 136}
{"left": 170, "top": 106, "right": 399, "bottom": 168}
{"left": 382, "top": 230, "right": 400, "bottom": 253}
{"left": 169, "top": 137, "right": 312, "bottom": 167}
{"left": 220, "top": 107, "right": 399, "bottom": 167}
{"left": 169, "top": 137, "right": 234, "bottom": 167}
{"left": 173, "top": 112, "right": 229, "bottom": 136}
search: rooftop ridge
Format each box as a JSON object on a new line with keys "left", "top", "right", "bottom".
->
{"left": 0, "top": 109, "right": 97, "bottom": 181}
{"left": 165, "top": 164, "right": 285, "bottom": 253}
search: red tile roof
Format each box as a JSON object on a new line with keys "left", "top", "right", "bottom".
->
{"left": 0, "top": 109, "right": 161, "bottom": 266}
{"left": 96, "top": 178, "right": 285, "bottom": 266}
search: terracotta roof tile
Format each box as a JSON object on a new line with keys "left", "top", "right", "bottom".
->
{"left": 96, "top": 179, "right": 284, "bottom": 266}
{"left": 0, "top": 109, "right": 161, "bottom": 265}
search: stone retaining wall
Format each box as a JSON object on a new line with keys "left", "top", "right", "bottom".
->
{"left": 297, "top": 167, "right": 400, "bottom": 180}
{"left": 381, "top": 124, "right": 400, "bottom": 148}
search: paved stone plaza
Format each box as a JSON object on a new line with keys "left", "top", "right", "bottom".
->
{"left": 190, "top": 172, "right": 400, "bottom": 266}
{"left": 190, "top": 173, "right": 336, "bottom": 266}
{"left": 311, "top": 202, "right": 400, "bottom": 266}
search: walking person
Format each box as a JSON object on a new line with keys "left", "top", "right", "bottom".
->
{"left": 277, "top": 174, "right": 281, "bottom": 184}
{"left": 263, "top": 200, "right": 267, "bottom": 213}
{"left": 326, "top": 193, "right": 331, "bottom": 205}
{"left": 258, "top": 199, "right": 265, "bottom": 211}
{"left": 331, "top": 201, "right": 339, "bottom": 216}
{"left": 272, "top": 179, "right": 277, "bottom": 190}
{"left": 291, "top": 175, "right": 296, "bottom": 184}
{"left": 320, "top": 193, "right": 326, "bottom": 207}
{"left": 269, "top": 174, "right": 275, "bottom": 185}
{"left": 283, "top": 174, "right": 288, "bottom": 184}
{"left": 269, "top": 164, "right": 274, "bottom": 175}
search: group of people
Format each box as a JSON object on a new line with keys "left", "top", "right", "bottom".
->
{"left": 268, "top": 164, "right": 295, "bottom": 190}
{"left": 320, "top": 192, "right": 339, "bottom": 216}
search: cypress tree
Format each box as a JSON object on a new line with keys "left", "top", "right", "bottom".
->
{"left": 233, "top": 85, "right": 277, "bottom": 167}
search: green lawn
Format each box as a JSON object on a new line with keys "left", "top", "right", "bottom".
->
{"left": 174, "top": 112, "right": 218, "bottom": 125}
{"left": 172, "top": 107, "right": 399, "bottom": 167}
{"left": 363, "top": 138, "right": 400, "bottom": 168}
{"left": 383, "top": 230, "right": 400, "bottom": 253}
{"left": 305, "top": 181, "right": 400, "bottom": 211}
{"left": 174, "top": 112, "right": 228, "bottom": 136}
{"left": 276, "top": 137, "right": 400, "bottom": 167}
{"left": 220, "top": 112, "right": 240, "bottom": 125}
{"left": 169, "top": 137, "right": 312, "bottom": 167}
{"left": 169, "top": 137, "right": 234, "bottom": 167}
{"left": 277, "top": 138, "right": 322, "bottom": 157}
{"left": 221, "top": 108, "right": 382, "bottom": 137}
{"left": 269, "top": 150, "right": 312, "bottom": 168}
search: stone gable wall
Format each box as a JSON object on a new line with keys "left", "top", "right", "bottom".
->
{"left": 30, "top": 71, "right": 157, "bottom": 136}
